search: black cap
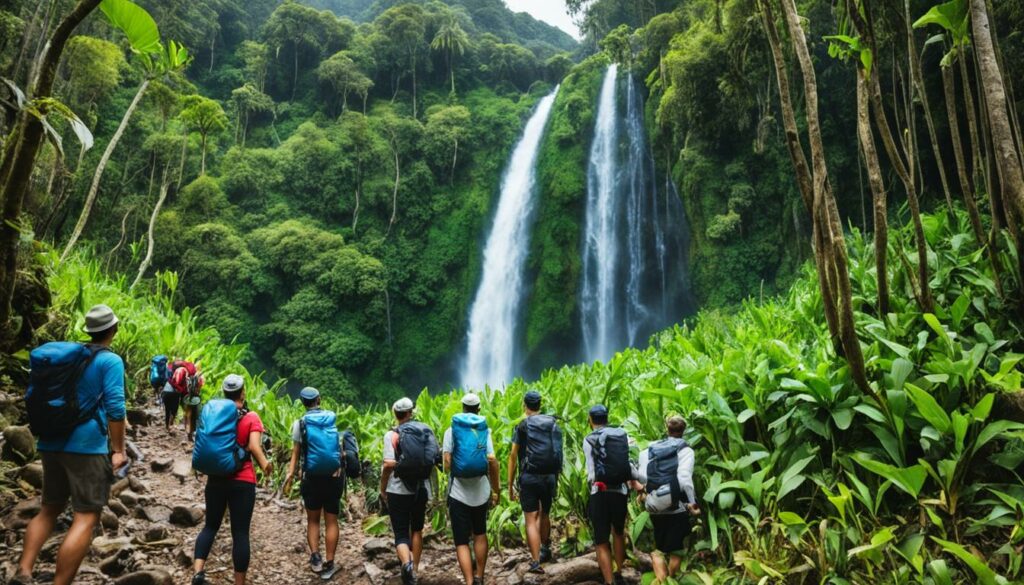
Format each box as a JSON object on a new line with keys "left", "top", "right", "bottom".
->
{"left": 589, "top": 404, "right": 608, "bottom": 418}
{"left": 524, "top": 390, "right": 542, "bottom": 409}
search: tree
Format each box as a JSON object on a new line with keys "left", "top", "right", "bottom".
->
{"left": 237, "top": 40, "right": 269, "bottom": 91}
{"left": 372, "top": 110, "right": 422, "bottom": 237}
{"left": 374, "top": 4, "right": 427, "bottom": 118}
{"left": 61, "top": 38, "right": 192, "bottom": 263}
{"left": 179, "top": 94, "right": 227, "bottom": 174}
{"left": 231, "top": 83, "right": 274, "bottom": 146}
{"left": 338, "top": 111, "right": 379, "bottom": 233}
{"left": 131, "top": 130, "right": 184, "bottom": 289}
{"left": 430, "top": 17, "right": 469, "bottom": 95}
{"left": 423, "top": 105, "right": 471, "bottom": 184}
{"left": 316, "top": 51, "right": 373, "bottom": 113}
{"left": 62, "top": 35, "right": 124, "bottom": 123}
{"left": 263, "top": 1, "right": 351, "bottom": 101}
{"left": 0, "top": 0, "right": 102, "bottom": 330}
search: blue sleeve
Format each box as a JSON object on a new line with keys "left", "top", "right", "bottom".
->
{"left": 102, "top": 354, "right": 126, "bottom": 422}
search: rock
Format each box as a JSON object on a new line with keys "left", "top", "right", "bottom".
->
{"left": 112, "top": 569, "right": 174, "bottom": 585}
{"left": 119, "top": 490, "right": 141, "bottom": 507}
{"left": 171, "top": 460, "right": 190, "bottom": 483}
{"left": 99, "top": 547, "right": 132, "bottom": 576}
{"left": 149, "top": 457, "right": 172, "bottom": 472}
{"left": 169, "top": 505, "right": 204, "bottom": 527}
{"left": 364, "top": 562, "right": 384, "bottom": 585}
{"left": 111, "top": 477, "right": 131, "bottom": 497}
{"left": 1, "top": 425, "right": 35, "bottom": 464}
{"left": 364, "top": 537, "right": 392, "bottom": 558}
{"left": 136, "top": 505, "right": 171, "bottom": 523}
{"left": 174, "top": 547, "right": 193, "bottom": 567}
{"left": 541, "top": 557, "right": 602, "bottom": 583}
{"left": 144, "top": 523, "right": 169, "bottom": 542}
{"left": 18, "top": 461, "right": 43, "bottom": 488}
{"left": 4, "top": 496, "right": 41, "bottom": 530}
{"left": 101, "top": 508, "right": 120, "bottom": 531}
{"left": 126, "top": 409, "right": 152, "bottom": 427}
{"left": 108, "top": 499, "right": 129, "bottom": 517}
{"left": 91, "top": 535, "right": 133, "bottom": 557}
{"left": 126, "top": 440, "right": 144, "bottom": 462}
{"left": 128, "top": 476, "right": 148, "bottom": 493}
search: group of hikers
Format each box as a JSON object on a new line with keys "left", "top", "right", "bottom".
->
{"left": 12, "top": 304, "right": 700, "bottom": 585}
{"left": 147, "top": 353, "right": 205, "bottom": 440}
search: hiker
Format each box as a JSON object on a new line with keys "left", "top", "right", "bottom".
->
{"left": 584, "top": 404, "right": 640, "bottom": 585}
{"left": 381, "top": 397, "right": 440, "bottom": 585}
{"left": 507, "top": 390, "right": 562, "bottom": 574}
{"left": 13, "top": 304, "right": 127, "bottom": 585}
{"left": 636, "top": 415, "right": 699, "bottom": 584}
{"left": 282, "top": 387, "right": 346, "bottom": 580}
{"left": 169, "top": 358, "right": 203, "bottom": 441}
{"left": 160, "top": 380, "right": 180, "bottom": 430}
{"left": 442, "top": 393, "right": 500, "bottom": 585}
{"left": 149, "top": 354, "right": 169, "bottom": 404}
{"left": 191, "top": 374, "right": 273, "bottom": 585}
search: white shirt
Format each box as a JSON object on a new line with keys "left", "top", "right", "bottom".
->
{"left": 637, "top": 439, "right": 695, "bottom": 514}
{"left": 582, "top": 427, "right": 638, "bottom": 495}
{"left": 442, "top": 427, "right": 495, "bottom": 507}
{"left": 383, "top": 427, "right": 433, "bottom": 497}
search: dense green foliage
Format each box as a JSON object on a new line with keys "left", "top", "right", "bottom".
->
{"left": 1, "top": 0, "right": 577, "bottom": 403}
{"left": 46, "top": 209, "right": 1024, "bottom": 582}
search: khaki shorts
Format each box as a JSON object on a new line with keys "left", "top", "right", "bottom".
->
{"left": 41, "top": 452, "right": 112, "bottom": 512}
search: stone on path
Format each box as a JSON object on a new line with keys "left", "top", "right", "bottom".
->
{"left": 136, "top": 505, "right": 171, "bottom": 523}
{"left": 108, "top": 499, "right": 129, "bottom": 517}
{"left": 91, "top": 536, "right": 133, "bottom": 557}
{"left": 1, "top": 425, "right": 35, "bottom": 464}
{"left": 18, "top": 461, "right": 42, "bottom": 488}
{"left": 101, "top": 508, "right": 120, "bottom": 532}
{"left": 540, "top": 556, "right": 602, "bottom": 583}
{"left": 169, "top": 505, "right": 204, "bottom": 527}
{"left": 149, "top": 457, "right": 172, "bottom": 472}
{"left": 112, "top": 568, "right": 174, "bottom": 585}
{"left": 363, "top": 537, "right": 391, "bottom": 559}
{"left": 126, "top": 409, "right": 152, "bottom": 427}
{"left": 171, "top": 460, "right": 191, "bottom": 483}
{"left": 118, "top": 490, "right": 142, "bottom": 507}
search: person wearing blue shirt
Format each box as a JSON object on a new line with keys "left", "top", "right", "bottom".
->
{"left": 13, "top": 304, "right": 128, "bottom": 585}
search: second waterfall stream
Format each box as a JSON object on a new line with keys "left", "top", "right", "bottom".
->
{"left": 460, "top": 87, "right": 560, "bottom": 390}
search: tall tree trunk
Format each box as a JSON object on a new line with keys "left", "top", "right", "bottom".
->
{"left": 943, "top": 65, "right": 985, "bottom": 243}
{"left": 0, "top": 0, "right": 102, "bottom": 328}
{"left": 10, "top": 1, "right": 45, "bottom": 84}
{"left": 60, "top": 78, "right": 150, "bottom": 263}
{"left": 292, "top": 42, "right": 299, "bottom": 102}
{"left": 105, "top": 205, "right": 133, "bottom": 272}
{"left": 857, "top": 68, "right": 890, "bottom": 315}
{"left": 451, "top": 137, "right": 458, "bottom": 186}
{"left": 200, "top": 133, "right": 207, "bottom": 175}
{"left": 971, "top": 0, "right": 1024, "bottom": 226}
{"left": 131, "top": 165, "right": 171, "bottom": 289}
{"left": 851, "top": 3, "right": 932, "bottom": 313}
{"left": 386, "top": 144, "right": 400, "bottom": 237}
{"left": 960, "top": 56, "right": 984, "bottom": 191}
{"left": 777, "top": 0, "right": 873, "bottom": 400}
{"left": 411, "top": 55, "right": 418, "bottom": 119}
{"left": 905, "top": 0, "right": 953, "bottom": 214}
{"left": 449, "top": 50, "right": 456, "bottom": 95}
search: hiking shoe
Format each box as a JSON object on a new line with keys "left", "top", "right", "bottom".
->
{"left": 310, "top": 552, "right": 324, "bottom": 573}
{"left": 190, "top": 572, "right": 206, "bottom": 585}
{"left": 473, "top": 577, "right": 484, "bottom": 585}
{"left": 613, "top": 572, "right": 626, "bottom": 585}
{"left": 401, "top": 561, "right": 417, "bottom": 585}
{"left": 539, "top": 544, "right": 552, "bottom": 563}
{"left": 8, "top": 574, "right": 34, "bottom": 585}
{"left": 320, "top": 560, "right": 340, "bottom": 580}
{"left": 527, "top": 561, "right": 544, "bottom": 574}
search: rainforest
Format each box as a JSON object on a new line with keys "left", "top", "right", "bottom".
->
{"left": 2, "top": 0, "right": 1024, "bottom": 582}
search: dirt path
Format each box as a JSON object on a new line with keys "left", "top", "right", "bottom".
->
{"left": 1, "top": 401, "right": 623, "bottom": 584}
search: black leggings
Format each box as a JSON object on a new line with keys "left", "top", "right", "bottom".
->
{"left": 194, "top": 479, "right": 256, "bottom": 572}
{"left": 161, "top": 391, "right": 180, "bottom": 426}
{"left": 388, "top": 487, "right": 428, "bottom": 547}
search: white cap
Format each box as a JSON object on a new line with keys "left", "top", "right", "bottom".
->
{"left": 222, "top": 374, "right": 244, "bottom": 393}
{"left": 392, "top": 397, "right": 414, "bottom": 413}
{"left": 461, "top": 393, "right": 480, "bottom": 407}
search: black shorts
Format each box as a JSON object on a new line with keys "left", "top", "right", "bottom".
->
{"left": 41, "top": 452, "right": 112, "bottom": 512}
{"left": 651, "top": 513, "right": 690, "bottom": 554}
{"left": 301, "top": 475, "right": 345, "bottom": 515}
{"left": 519, "top": 473, "right": 557, "bottom": 514}
{"left": 388, "top": 488, "right": 428, "bottom": 547}
{"left": 448, "top": 497, "right": 488, "bottom": 546}
{"left": 588, "top": 491, "right": 627, "bottom": 545}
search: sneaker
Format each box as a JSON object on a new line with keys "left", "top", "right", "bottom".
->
{"left": 320, "top": 560, "right": 340, "bottom": 580}
{"left": 401, "top": 561, "right": 417, "bottom": 585}
{"left": 8, "top": 574, "right": 34, "bottom": 585}
{"left": 539, "top": 544, "right": 552, "bottom": 563}
{"left": 527, "top": 561, "right": 545, "bottom": 574}
{"left": 310, "top": 552, "right": 324, "bottom": 573}
{"left": 190, "top": 572, "right": 206, "bottom": 585}
{"left": 473, "top": 577, "right": 484, "bottom": 585}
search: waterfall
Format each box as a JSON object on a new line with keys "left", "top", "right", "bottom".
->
{"left": 580, "top": 65, "right": 693, "bottom": 364}
{"left": 460, "top": 87, "right": 560, "bottom": 390}
{"left": 580, "top": 64, "right": 620, "bottom": 363}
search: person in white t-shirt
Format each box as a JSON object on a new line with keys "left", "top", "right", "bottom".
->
{"left": 442, "top": 393, "right": 500, "bottom": 585}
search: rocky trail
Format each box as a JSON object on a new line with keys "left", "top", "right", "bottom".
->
{"left": 0, "top": 397, "right": 633, "bottom": 585}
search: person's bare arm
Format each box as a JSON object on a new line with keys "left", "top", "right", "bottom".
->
{"left": 282, "top": 442, "right": 301, "bottom": 494}
{"left": 109, "top": 420, "right": 127, "bottom": 470}
{"left": 443, "top": 452, "right": 452, "bottom": 473}
{"left": 380, "top": 459, "right": 396, "bottom": 503}
{"left": 487, "top": 455, "right": 500, "bottom": 505}
{"left": 507, "top": 443, "right": 519, "bottom": 501}
{"left": 248, "top": 431, "right": 273, "bottom": 475}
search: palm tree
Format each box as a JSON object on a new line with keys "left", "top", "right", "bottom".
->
{"left": 431, "top": 18, "right": 469, "bottom": 96}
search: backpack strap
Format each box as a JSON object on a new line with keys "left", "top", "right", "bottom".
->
{"left": 77, "top": 344, "right": 111, "bottom": 437}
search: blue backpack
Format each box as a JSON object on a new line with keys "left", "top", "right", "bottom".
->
{"left": 192, "top": 399, "right": 249, "bottom": 476}
{"left": 300, "top": 410, "right": 342, "bottom": 476}
{"left": 149, "top": 355, "right": 169, "bottom": 387}
{"left": 25, "top": 342, "right": 110, "bottom": 439}
{"left": 450, "top": 413, "right": 489, "bottom": 478}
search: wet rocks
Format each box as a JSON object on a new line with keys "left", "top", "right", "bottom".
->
{"left": 91, "top": 535, "right": 133, "bottom": 557}
{"left": 149, "top": 457, "right": 172, "bottom": 472}
{"left": 126, "top": 409, "right": 152, "bottom": 427}
{"left": 135, "top": 504, "right": 171, "bottom": 523}
{"left": 18, "top": 461, "right": 43, "bottom": 489}
{"left": 4, "top": 497, "right": 41, "bottom": 530}
{"left": 169, "top": 505, "right": 203, "bottom": 527}
{"left": 171, "top": 460, "right": 191, "bottom": 483}
{"left": 363, "top": 537, "right": 391, "bottom": 559}
{"left": 1, "top": 425, "right": 35, "bottom": 464}
{"left": 101, "top": 508, "right": 120, "bottom": 532}
{"left": 108, "top": 499, "right": 129, "bottom": 517}
{"left": 112, "top": 568, "right": 174, "bottom": 585}
{"left": 118, "top": 490, "right": 143, "bottom": 508}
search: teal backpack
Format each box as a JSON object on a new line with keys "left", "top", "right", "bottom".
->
{"left": 192, "top": 399, "right": 248, "bottom": 476}
{"left": 451, "top": 413, "right": 489, "bottom": 478}
{"left": 301, "top": 410, "right": 342, "bottom": 476}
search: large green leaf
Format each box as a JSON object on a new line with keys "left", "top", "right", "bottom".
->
{"left": 101, "top": 0, "right": 161, "bottom": 54}
{"left": 905, "top": 383, "right": 951, "bottom": 434}
{"left": 931, "top": 537, "right": 1007, "bottom": 585}
{"left": 851, "top": 454, "right": 926, "bottom": 498}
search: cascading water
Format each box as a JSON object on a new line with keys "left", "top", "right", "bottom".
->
{"left": 580, "top": 65, "right": 693, "bottom": 364}
{"left": 460, "top": 87, "right": 560, "bottom": 390}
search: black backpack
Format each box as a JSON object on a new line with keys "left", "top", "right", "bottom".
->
{"left": 25, "top": 342, "right": 111, "bottom": 439}
{"left": 394, "top": 422, "right": 440, "bottom": 487}
{"left": 588, "top": 427, "right": 630, "bottom": 486}
{"left": 646, "top": 437, "right": 689, "bottom": 503}
{"left": 522, "top": 415, "right": 563, "bottom": 475}
{"left": 342, "top": 430, "right": 361, "bottom": 478}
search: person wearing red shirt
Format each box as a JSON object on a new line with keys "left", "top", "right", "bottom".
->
{"left": 191, "top": 375, "right": 273, "bottom": 585}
